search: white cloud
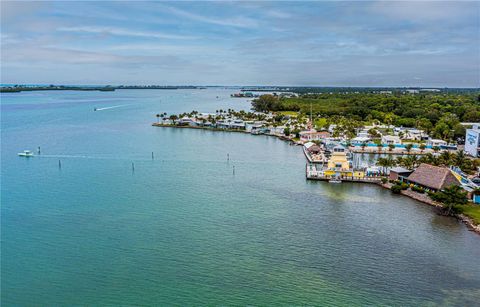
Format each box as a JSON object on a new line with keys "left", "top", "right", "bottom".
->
{"left": 57, "top": 26, "right": 198, "bottom": 40}
{"left": 163, "top": 5, "right": 259, "bottom": 28}
{"left": 370, "top": 1, "right": 476, "bottom": 22}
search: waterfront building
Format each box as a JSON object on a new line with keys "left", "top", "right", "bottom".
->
{"left": 404, "top": 164, "right": 460, "bottom": 192}
{"left": 473, "top": 190, "right": 480, "bottom": 204}
{"left": 389, "top": 167, "right": 413, "bottom": 181}
{"left": 328, "top": 124, "right": 337, "bottom": 134}
{"left": 300, "top": 130, "right": 331, "bottom": 142}
{"left": 178, "top": 116, "right": 196, "bottom": 125}
{"left": 381, "top": 135, "right": 402, "bottom": 145}
{"left": 398, "top": 128, "right": 428, "bottom": 141}
{"left": 357, "top": 129, "right": 371, "bottom": 138}
{"left": 323, "top": 145, "right": 365, "bottom": 178}
{"left": 327, "top": 146, "right": 350, "bottom": 170}
{"left": 230, "top": 119, "right": 246, "bottom": 129}
{"left": 245, "top": 121, "right": 264, "bottom": 133}
{"left": 465, "top": 124, "right": 480, "bottom": 157}
{"left": 216, "top": 118, "right": 245, "bottom": 130}
{"left": 426, "top": 139, "right": 447, "bottom": 148}
{"left": 269, "top": 126, "right": 287, "bottom": 136}
{"left": 351, "top": 136, "right": 371, "bottom": 145}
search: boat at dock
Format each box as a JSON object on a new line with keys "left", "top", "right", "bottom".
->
{"left": 18, "top": 150, "right": 34, "bottom": 157}
{"left": 329, "top": 179, "right": 342, "bottom": 183}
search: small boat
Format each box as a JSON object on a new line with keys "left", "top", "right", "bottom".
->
{"left": 94, "top": 108, "right": 97, "bottom": 111}
{"left": 18, "top": 150, "right": 34, "bottom": 157}
{"left": 329, "top": 179, "right": 342, "bottom": 183}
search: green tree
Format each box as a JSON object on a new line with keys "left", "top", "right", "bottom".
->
{"left": 251, "top": 95, "right": 281, "bottom": 112}
{"left": 405, "top": 143, "right": 413, "bottom": 154}
{"left": 428, "top": 185, "right": 468, "bottom": 215}
{"left": 376, "top": 142, "right": 383, "bottom": 153}
{"left": 453, "top": 150, "right": 467, "bottom": 169}
{"left": 439, "top": 151, "right": 452, "bottom": 166}
{"left": 419, "top": 144, "right": 426, "bottom": 154}
{"left": 368, "top": 128, "right": 380, "bottom": 138}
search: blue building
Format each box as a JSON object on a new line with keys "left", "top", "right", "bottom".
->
{"left": 465, "top": 124, "right": 480, "bottom": 157}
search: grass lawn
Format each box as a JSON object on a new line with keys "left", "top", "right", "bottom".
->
{"left": 278, "top": 111, "right": 298, "bottom": 116}
{"left": 314, "top": 118, "right": 328, "bottom": 128}
{"left": 462, "top": 204, "right": 480, "bottom": 225}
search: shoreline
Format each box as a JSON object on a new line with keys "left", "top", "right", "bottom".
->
{"left": 152, "top": 122, "right": 480, "bottom": 235}
{"left": 378, "top": 183, "right": 480, "bottom": 234}
{"left": 152, "top": 123, "right": 299, "bottom": 143}
{"left": 1, "top": 85, "right": 202, "bottom": 93}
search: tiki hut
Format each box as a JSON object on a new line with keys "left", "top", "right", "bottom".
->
{"left": 405, "top": 163, "right": 460, "bottom": 192}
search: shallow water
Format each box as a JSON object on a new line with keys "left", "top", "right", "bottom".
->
{"left": 2, "top": 89, "right": 480, "bottom": 305}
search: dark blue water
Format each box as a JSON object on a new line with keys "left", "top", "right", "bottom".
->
{"left": 2, "top": 89, "right": 480, "bottom": 305}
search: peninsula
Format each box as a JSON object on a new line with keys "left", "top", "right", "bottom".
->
{"left": 152, "top": 90, "right": 480, "bottom": 233}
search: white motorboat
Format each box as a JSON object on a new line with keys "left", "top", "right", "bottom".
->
{"left": 18, "top": 150, "right": 34, "bottom": 157}
{"left": 329, "top": 179, "right": 342, "bottom": 183}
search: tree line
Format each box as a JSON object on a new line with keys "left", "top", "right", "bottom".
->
{"left": 252, "top": 92, "right": 480, "bottom": 141}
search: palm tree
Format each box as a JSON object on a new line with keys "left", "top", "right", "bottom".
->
{"left": 386, "top": 155, "right": 396, "bottom": 169}
{"left": 433, "top": 146, "right": 440, "bottom": 154}
{"left": 388, "top": 144, "right": 395, "bottom": 152}
{"left": 439, "top": 151, "right": 452, "bottom": 166}
{"left": 420, "top": 153, "right": 436, "bottom": 165}
{"left": 419, "top": 144, "right": 426, "bottom": 154}
{"left": 405, "top": 143, "right": 413, "bottom": 154}
{"left": 377, "top": 143, "right": 383, "bottom": 153}
{"left": 361, "top": 142, "right": 367, "bottom": 152}
{"left": 454, "top": 150, "right": 467, "bottom": 169}
{"left": 401, "top": 155, "right": 418, "bottom": 170}
{"left": 410, "top": 154, "right": 419, "bottom": 168}
{"left": 156, "top": 113, "right": 161, "bottom": 123}
{"left": 396, "top": 156, "right": 404, "bottom": 168}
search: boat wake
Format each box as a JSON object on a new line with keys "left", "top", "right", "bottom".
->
{"left": 38, "top": 154, "right": 98, "bottom": 159}
{"left": 94, "top": 104, "right": 129, "bottom": 111}
{"left": 37, "top": 154, "right": 151, "bottom": 161}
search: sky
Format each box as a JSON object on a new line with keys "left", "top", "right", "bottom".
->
{"left": 1, "top": 1, "right": 479, "bottom": 87}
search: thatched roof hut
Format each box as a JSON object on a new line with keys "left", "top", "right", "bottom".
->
{"left": 406, "top": 164, "right": 460, "bottom": 191}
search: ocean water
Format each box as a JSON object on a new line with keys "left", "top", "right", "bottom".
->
{"left": 2, "top": 89, "right": 480, "bottom": 306}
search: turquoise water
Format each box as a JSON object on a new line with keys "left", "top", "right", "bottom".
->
{"left": 2, "top": 89, "right": 480, "bottom": 306}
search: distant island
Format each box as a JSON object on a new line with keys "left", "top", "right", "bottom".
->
{"left": 0, "top": 84, "right": 202, "bottom": 93}
{"left": 2, "top": 84, "right": 479, "bottom": 94}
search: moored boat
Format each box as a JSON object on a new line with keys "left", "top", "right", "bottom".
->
{"left": 18, "top": 150, "right": 34, "bottom": 157}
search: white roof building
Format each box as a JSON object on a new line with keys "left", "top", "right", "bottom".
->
{"left": 381, "top": 135, "right": 402, "bottom": 145}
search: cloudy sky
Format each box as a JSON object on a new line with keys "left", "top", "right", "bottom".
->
{"left": 1, "top": 1, "right": 479, "bottom": 87}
